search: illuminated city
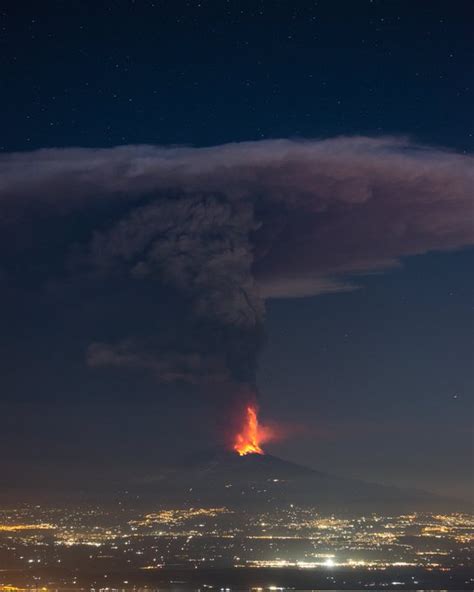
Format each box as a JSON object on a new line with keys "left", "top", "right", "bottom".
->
{"left": 0, "top": 502, "right": 472, "bottom": 588}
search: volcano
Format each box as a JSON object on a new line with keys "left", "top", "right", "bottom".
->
{"left": 135, "top": 449, "right": 465, "bottom": 513}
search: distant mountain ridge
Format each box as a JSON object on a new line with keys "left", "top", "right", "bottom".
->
{"left": 134, "top": 449, "right": 468, "bottom": 513}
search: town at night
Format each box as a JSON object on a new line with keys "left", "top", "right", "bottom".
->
{"left": 1, "top": 502, "right": 473, "bottom": 589}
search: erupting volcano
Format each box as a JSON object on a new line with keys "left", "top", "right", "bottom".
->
{"left": 233, "top": 404, "right": 273, "bottom": 456}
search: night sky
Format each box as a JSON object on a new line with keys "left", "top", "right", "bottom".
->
{"left": 1, "top": 1, "right": 473, "bottom": 500}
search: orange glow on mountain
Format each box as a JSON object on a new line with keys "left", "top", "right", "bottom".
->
{"left": 233, "top": 404, "right": 272, "bottom": 456}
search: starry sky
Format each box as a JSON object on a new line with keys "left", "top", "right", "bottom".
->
{"left": 0, "top": 1, "right": 473, "bottom": 499}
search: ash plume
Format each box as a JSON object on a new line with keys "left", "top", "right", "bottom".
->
{"left": 0, "top": 136, "right": 473, "bottom": 388}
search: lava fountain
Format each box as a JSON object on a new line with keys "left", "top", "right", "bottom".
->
{"left": 233, "top": 404, "right": 274, "bottom": 456}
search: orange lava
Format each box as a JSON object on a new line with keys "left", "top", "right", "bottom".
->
{"left": 233, "top": 404, "right": 268, "bottom": 456}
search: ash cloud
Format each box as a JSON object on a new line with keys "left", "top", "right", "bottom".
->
{"left": 1, "top": 136, "right": 473, "bottom": 387}
{"left": 86, "top": 341, "right": 230, "bottom": 384}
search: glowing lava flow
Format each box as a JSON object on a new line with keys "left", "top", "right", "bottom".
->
{"left": 233, "top": 405, "right": 267, "bottom": 456}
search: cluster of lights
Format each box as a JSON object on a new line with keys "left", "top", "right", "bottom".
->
{"left": 0, "top": 507, "right": 472, "bottom": 583}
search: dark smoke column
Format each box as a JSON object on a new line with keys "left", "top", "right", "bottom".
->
{"left": 88, "top": 194, "right": 265, "bottom": 390}
{"left": 5, "top": 136, "right": 466, "bottom": 442}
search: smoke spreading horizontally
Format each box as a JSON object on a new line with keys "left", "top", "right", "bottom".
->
{"left": 1, "top": 136, "right": 473, "bottom": 400}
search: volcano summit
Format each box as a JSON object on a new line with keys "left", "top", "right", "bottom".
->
{"left": 135, "top": 448, "right": 465, "bottom": 514}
